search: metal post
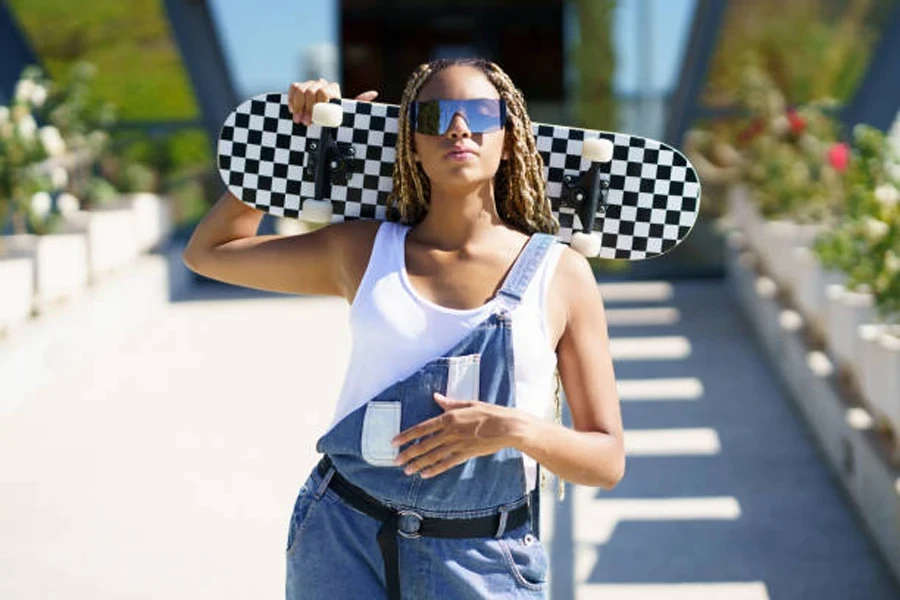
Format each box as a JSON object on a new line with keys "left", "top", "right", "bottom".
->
{"left": 161, "top": 0, "right": 240, "bottom": 155}
{"left": 842, "top": 4, "right": 900, "bottom": 134}
{"left": 0, "top": 1, "right": 42, "bottom": 105}
{"left": 663, "top": 0, "right": 730, "bottom": 148}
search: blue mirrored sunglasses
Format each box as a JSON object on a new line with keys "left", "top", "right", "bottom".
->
{"left": 409, "top": 98, "right": 508, "bottom": 136}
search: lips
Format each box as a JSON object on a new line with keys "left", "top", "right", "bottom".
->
{"left": 445, "top": 145, "right": 478, "bottom": 159}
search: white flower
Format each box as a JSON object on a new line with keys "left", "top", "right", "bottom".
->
{"left": 51, "top": 167, "right": 69, "bottom": 190}
{"left": 770, "top": 115, "right": 790, "bottom": 136}
{"left": 30, "top": 191, "right": 52, "bottom": 220}
{"left": 16, "top": 114, "right": 37, "bottom": 141}
{"left": 0, "top": 106, "right": 8, "bottom": 125}
{"left": 14, "top": 79, "right": 36, "bottom": 104}
{"left": 30, "top": 84, "right": 47, "bottom": 108}
{"left": 87, "top": 130, "right": 108, "bottom": 150}
{"left": 57, "top": 193, "right": 80, "bottom": 216}
{"left": 864, "top": 217, "right": 890, "bottom": 241}
{"left": 39, "top": 126, "right": 66, "bottom": 157}
{"left": 875, "top": 184, "right": 899, "bottom": 209}
{"left": 888, "top": 163, "right": 900, "bottom": 184}
{"left": 886, "top": 251, "right": 900, "bottom": 274}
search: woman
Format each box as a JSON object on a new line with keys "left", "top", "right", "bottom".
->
{"left": 183, "top": 57, "right": 624, "bottom": 599}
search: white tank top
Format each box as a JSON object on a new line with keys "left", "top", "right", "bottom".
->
{"left": 326, "top": 221, "right": 564, "bottom": 491}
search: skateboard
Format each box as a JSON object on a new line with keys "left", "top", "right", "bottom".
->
{"left": 217, "top": 93, "right": 702, "bottom": 260}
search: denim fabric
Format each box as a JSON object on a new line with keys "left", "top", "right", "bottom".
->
{"left": 285, "top": 234, "right": 555, "bottom": 599}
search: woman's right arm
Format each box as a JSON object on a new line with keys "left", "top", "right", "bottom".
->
{"left": 181, "top": 80, "right": 379, "bottom": 298}
{"left": 182, "top": 191, "right": 352, "bottom": 296}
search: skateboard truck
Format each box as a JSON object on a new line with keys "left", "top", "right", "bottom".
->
{"left": 562, "top": 167, "right": 610, "bottom": 231}
{"left": 298, "top": 102, "right": 355, "bottom": 223}
{"left": 560, "top": 137, "right": 615, "bottom": 257}
{"left": 304, "top": 137, "right": 356, "bottom": 193}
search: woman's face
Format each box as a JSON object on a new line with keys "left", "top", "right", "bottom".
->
{"left": 412, "top": 65, "right": 508, "bottom": 191}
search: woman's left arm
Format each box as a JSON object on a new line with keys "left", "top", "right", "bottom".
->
{"left": 391, "top": 249, "right": 625, "bottom": 489}
{"left": 510, "top": 249, "right": 625, "bottom": 489}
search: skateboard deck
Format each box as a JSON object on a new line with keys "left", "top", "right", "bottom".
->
{"left": 217, "top": 93, "right": 701, "bottom": 260}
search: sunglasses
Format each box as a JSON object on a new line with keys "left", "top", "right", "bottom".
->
{"left": 409, "top": 98, "right": 508, "bottom": 136}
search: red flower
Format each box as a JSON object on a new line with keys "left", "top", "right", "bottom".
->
{"left": 827, "top": 142, "right": 850, "bottom": 172}
{"left": 787, "top": 109, "right": 806, "bottom": 135}
{"left": 738, "top": 117, "right": 765, "bottom": 143}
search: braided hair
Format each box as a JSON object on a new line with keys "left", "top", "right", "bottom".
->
{"left": 387, "top": 58, "right": 559, "bottom": 235}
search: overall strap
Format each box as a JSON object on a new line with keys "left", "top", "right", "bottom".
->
{"left": 496, "top": 233, "right": 557, "bottom": 310}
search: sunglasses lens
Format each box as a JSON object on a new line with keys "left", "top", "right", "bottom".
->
{"left": 413, "top": 99, "right": 505, "bottom": 135}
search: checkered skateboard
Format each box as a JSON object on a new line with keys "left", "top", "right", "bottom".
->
{"left": 217, "top": 93, "right": 701, "bottom": 260}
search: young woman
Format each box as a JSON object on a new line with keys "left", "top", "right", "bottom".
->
{"left": 183, "top": 58, "right": 624, "bottom": 599}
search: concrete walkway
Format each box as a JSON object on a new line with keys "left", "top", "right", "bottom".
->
{"left": 0, "top": 265, "right": 897, "bottom": 599}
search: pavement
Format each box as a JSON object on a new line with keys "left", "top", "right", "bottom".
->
{"left": 0, "top": 259, "right": 898, "bottom": 599}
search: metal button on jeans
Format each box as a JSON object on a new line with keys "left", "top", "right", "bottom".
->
{"left": 524, "top": 533, "right": 536, "bottom": 546}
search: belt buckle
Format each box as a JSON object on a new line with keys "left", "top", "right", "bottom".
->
{"left": 396, "top": 509, "right": 423, "bottom": 539}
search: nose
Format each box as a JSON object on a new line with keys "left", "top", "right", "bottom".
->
{"left": 445, "top": 112, "right": 471, "bottom": 138}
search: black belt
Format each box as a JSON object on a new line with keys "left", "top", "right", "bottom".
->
{"left": 316, "top": 455, "right": 531, "bottom": 600}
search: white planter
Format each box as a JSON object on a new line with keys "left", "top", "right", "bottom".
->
{"left": 756, "top": 220, "right": 822, "bottom": 290}
{"left": 64, "top": 208, "right": 141, "bottom": 282}
{"left": 878, "top": 330, "right": 900, "bottom": 443}
{"left": 826, "top": 285, "right": 876, "bottom": 378}
{"left": 124, "top": 193, "right": 173, "bottom": 252}
{"left": 0, "top": 252, "right": 35, "bottom": 334}
{"left": 4, "top": 233, "right": 88, "bottom": 312}
{"left": 792, "top": 248, "right": 846, "bottom": 332}
{"left": 726, "top": 185, "right": 764, "bottom": 249}
{"left": 859, "top": 325, "right": 900, "bottom": 441}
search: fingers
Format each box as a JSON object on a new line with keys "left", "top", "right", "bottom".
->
{"left": 287, "top": 79, "right": 341, "bottom": 126}
{"left": 355, "top": 90, "right": 379, "bottom": 102}
{"left": 416, "top": 451, "right": 466, "bottom": 479}
{"left": 392, "top": 415, "right": 443, "bottom": 448}
{"left": 394, "top": 431, "right": 444, "bottom": 467}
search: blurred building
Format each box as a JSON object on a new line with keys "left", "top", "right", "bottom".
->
{"left": 340, "top": 0, "right": 568, "bottom": 123}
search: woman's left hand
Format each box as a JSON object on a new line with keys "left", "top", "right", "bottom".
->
{"left": 391, "top": 393, "right": 524, "bottom": 478}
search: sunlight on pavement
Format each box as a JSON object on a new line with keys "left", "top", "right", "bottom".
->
{"left": 624, "top": 428, "right": 721, "bottom": 456}
{"left": 598, "top": 282, "right": 674, "bottom": 303}
{"left": 609, "top": 336, "right": 692, "bottom": 361}
{"left": 574, "top": 581, "right": 770, "bottom": 600}
{"left": 605, "top": 307, "right": 681, "bottom": 326}
{"left": 616, "top": 377, "right": 704, "bottom": 401}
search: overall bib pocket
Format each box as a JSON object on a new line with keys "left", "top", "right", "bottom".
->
{"left": 361, "top": 401, "right": 402, "bottom": 466}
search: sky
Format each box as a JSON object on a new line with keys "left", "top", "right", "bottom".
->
{"left": 208, "top": 0, "right": 696, "bottom": 99}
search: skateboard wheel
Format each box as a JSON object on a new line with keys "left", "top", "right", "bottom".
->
{"left": 301, "top": 199, "right": 333, "bottom": 223}
{"left": 571, "top": 232, "right": 602, "bottom": 258}
{"left": 312, "top": 103, "right": 343, "bottom": 128}
{"left": 583, "top": 138, "right": 614, "bottom": 163}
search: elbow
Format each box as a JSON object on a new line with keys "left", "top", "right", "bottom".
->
{"left": 595, "top": 440, "right": 626, "bottom": 490}
{"left": 598, "top": 454, "right": 626, "bottom": 490}
{"left": 181, "top": 245, "right": 207, "bottom": 276}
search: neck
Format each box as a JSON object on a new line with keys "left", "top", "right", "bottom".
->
{"left": 412, "top": 180, "right": 505, "bottom": 250}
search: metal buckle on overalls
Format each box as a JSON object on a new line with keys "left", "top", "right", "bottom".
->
{"left": 396, "top": 510, "right": 423, "bottom": 539}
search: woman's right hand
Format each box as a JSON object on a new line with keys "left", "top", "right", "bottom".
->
{"left": 288, "top": 79, "right": 379, "bottom": 126}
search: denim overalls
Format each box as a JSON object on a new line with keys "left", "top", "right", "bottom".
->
{"left": 285, "top": 233, "right": 555, "bottom": 599}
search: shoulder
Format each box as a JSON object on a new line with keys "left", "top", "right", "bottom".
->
{"left": 554, "top": 245, "right": 596, "bottom": 291}
{"left": 551, "top": 244, "right": 605, "bottom": 319}
{"left": 545, "top": 244, "right": 604, "bottom": 347}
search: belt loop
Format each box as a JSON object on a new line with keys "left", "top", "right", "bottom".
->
{"left": 315, "top": 466, "right": 335, "bottom": 500}
{"left": 493, "top": 507, "right": 509, "bottom": 539}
